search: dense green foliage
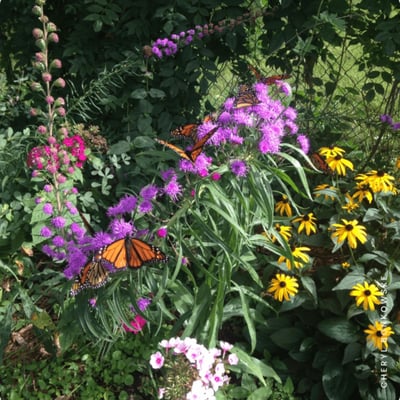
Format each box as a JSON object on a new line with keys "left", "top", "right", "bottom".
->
{"left": 0, "top": 0, "right": 399, "bottom": 399}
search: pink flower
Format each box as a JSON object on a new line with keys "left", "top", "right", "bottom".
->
{"left": 211, "top": 172, "right": 221, "bottom": 181}
{"left": 157, "top": 227, "right": 168, "bottom": 238}
{"left": 150, "top": 351, "right": 165, "bottom": 369}
{"left": 123, "top": 315, "right": 147, "bottom": 334}
{"left": 227, "top": 353, "right": 239, "bottom": 365}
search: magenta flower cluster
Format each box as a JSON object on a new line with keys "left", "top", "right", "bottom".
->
{"left": 150, "top": 337, "right": 238, "bottom": 399}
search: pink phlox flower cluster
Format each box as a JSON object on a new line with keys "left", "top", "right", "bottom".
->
{"left": 150, "top": 337, "right": 238, "bottom": 399}
{"left": 63, "top": 135, "right": 87, "bottom": 167}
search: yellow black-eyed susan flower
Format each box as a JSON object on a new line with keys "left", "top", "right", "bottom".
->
{"left": 267, "top": 273, "right": 299, "bottom": 302}
{"left": 292, "top": 213, "right": 317, "bottom": 235}
{"left": 314, "top": 184, "right": 337, "bottom": 201}
{"left": 341, "top": 193, "right": 360, "bottom": 212}
{"left": 364, "top": 321, "right": 394, "bottom": 351}
{"left": 331, "top": 219, "right": 367, "bottom": 249}
{"left": 318, "top": 146, "right": 346, "bottom": 158}
{"left": 278, "top": 245, "right": 310, "bottom": 270}
{"left": 352, "top": 182, "right": 373, "bottom": 204}
{"left": 327, "top": 154, "right": 354, "bottom": 176}
{"left": 275, "top": 194, "right": 293, "bottom": 217}
{"left": 350, "top": 281, "right": 383, "bottom": 311}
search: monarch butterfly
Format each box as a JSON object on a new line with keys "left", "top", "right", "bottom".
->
{"left": 156, "top": 126, "right": 218, "bottom": 163}
{"left": 171, "top": 123, "right": 198, "bottom": 141}
{"left": 101, "top": 237, "right": 168, "bottom": 269}
{"left": 248, "top": 64, "right": 290, "bottom": 85}
{"left": 70, "top": 251, "right": 109, "bottom": 296}
{"left": 310, "top": 152, "right": 333, "bottom": 174}
{"left": 234, "top": 85, "right": 260, "bottom": 109}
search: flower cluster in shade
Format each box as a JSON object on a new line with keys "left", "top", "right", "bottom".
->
{"left": 380, "top": 114, "right": 400, "bottom": 131}
{"left": 173, "top": 81, "right": 309, "bottom": 178}
{"left": 123, "top": 297, "right": 152, "bottom": 334}
{"left": 149, "top": 337, "right": 238, "bottom": 400}
{"left": 144, "top": 10, "right": 264, "bottom": 59}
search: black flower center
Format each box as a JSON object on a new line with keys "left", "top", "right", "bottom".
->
{"left": 364, "top": 290, "right": 371, "bottom": 296}
{"left": 376, "top": 330, "right": 383, "bottom": 337}
{"left": 304, "top": 215, "right": 310, "bottom": 221}
{"left": 279, "top": 282, "right": 287, "bottom": 288}
{"left": 345, "top": 224, "right": 354, "bottom": 231}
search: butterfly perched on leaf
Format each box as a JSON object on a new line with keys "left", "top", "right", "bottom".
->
{"left": 101, "top": 237, "right": 168, "bottom": 269}
{"left": 156, "top": 126, "right": 218, "bottom": 163}
{"left": 234, "top": 84, "right": 260, "bottom": 109}
{"left": 310, "top": 152, "right": 333, "bottom": 174}
{"left": 70, "top": 250, "right": 109, "bottom": 296}
{"left": 248, "top": 64, "right": 290, "bottom": 85}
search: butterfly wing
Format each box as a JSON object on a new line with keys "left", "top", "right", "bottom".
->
{"left": 101, "top": 238, "right": 130, "bottom": 269}
{"left": 125, "top": 238, "right": 168, "bottom": 268}
{"left": 248, "top": 64, "right": 262, "bottom": 81}
{"left": 156, "top": 139, "right": 192, "bottom": 161}
{"left": 310, "top": 152, "right": 332, "bottom": 174}
{"left": 70, "top": 255, "right": 109, "bottom": 296}
{"left": 186, "top": 126, "right": 218, "bottom": 162}
{"left": 171, "top": 123, "right": 198, "bottom": 141}
{"left": 263, "top": 74, "right": 291, "bottom": 85}
{"left": 234, "top": 85, "right": 259, "bottom": 109}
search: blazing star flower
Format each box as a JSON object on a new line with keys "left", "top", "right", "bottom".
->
{"left": 43, "top": 203, "right": 53, "bottom": 215}
{"left": 292, "top": 213, "right": 317, "bottom": 235}
{"left": 278, "top": 246, "right": 310, "bottom": 270}
{"left": 107, "top": 194, "right": 138, "bottom": 217}
{"left": 51, "top": 216, "right": 66, "bottom": 229}
{"left": 140, "top": 184, "right": 159, "bottom": 200}
{"left": 137, "top": 297, "right": 151, "bottom": 312}
{"left": 297, "top": 134, "right": 310, "bottom": 153}
{"left": 275, "top": 194, "right": 293, "bottom": 217}
{"left": 40, "top": 226, "right": 53, "bottom": 238}
{"left": 267, "top": 273, "right": 299, "bottom": 301}
{"left": 364, "top": 321, "right": 394, "bottom": 351}
{"left": 331, "top": 219, "right": 367, "bottom": 249}
{"left": 109, "top": 219, "right": 134, "bottom": 238}
{"left": 138, "top": 199, "right": 153, "bottom": 214}
{"left": 327, "top": 154, "right": 354, "bottom": 176}
{"left": 157, "top": 227, "right": 168, "bottom": 238}
{"left": 163, "top": 177, "right": 182, "bottom": 202}
{"left": 352, "top": 182, "right": 373, "bottom": 204}
{"left": 350, "top": 282, "right": 383, "bottom": 311}
{"left": 230, "top": 160, "right": 248, "bottom": 177}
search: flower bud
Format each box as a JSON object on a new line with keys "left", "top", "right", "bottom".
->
{"left": 32, "top": 61, "right": 46, "bottom": 71}
{"left": 39, "top": 15, "right": 49, "bottom": 23}
{"left": 58, "top": 127, "right": 68, "bottom": 137}
{"left": 35, "top": 52, "right": 45, "bottom": 62}
{"left": 55, "top": 97, "right": 65, "bottom": 106}
{"left": 35, "top": 39, "right": 46, "bottom": 51}
{"left": 35, "top": 0, "right": 46, "bottom": 5}
{"left": 30, "top": 108, "right": 38, "bottom": 117}
{"left": 48, "top": 33, "right": 59, "bottom": 43}
{"left": 45, "top": 95, "right": 54, "bottom": 104}
{"left": 46, "top": 22, "right": 57, "bottom": 32}
{"left": 50, "top": 59, "right": 62, "bottom": 69}
{"left": 32, "top": 5, "right": 43, "bottom": 16}
{"left": 56, "top": 107, "right": 66, "bottom": 117}
{"left": 48, "top": 136, "right": 57, "bottom": 144}
{"left": 42, "top": 72, "right": 52, "bottom": 82}
{"left": 37, "top": 125, "right": 47, "bottom": 134}
{"left": 30, "top": 82, "right": 43, "bottom": 92}
{"left": 32, "top": 28, "right": 43, "bottom": 39}
{"left": 54, "top": 78, "right": 66, "bottom": 88}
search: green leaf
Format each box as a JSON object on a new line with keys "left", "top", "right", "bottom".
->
{"left": 332, "top": 272, "right": 365, "bottom": 291}
{"left": 322, "top": 359, "right": 356, "bottom": 399}
{"left": 130, "top": 88, "right": 147, "bottom": 99}
{"left": 148, "top": 88, "right": 166, "bottom": 99}
{"left": 248, "top": 387, "right": 274, "bottom": 400}
{"left": 317, "top": 317, "right": 359, "bottom": 343}
{"left": 232, "top": 347, "right": 281, "bottom": 385}
{"left": 270, "top": 327, "right": 305, "bottom": 350}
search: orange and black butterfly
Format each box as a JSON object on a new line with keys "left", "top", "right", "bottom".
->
{"left": 310, "top": 152, "right": 333, "bottom": 174}
{"left": 156, "top": 126, "right": 218, "bottom": 163}
{"left": 101, "top": 237, "right": 168, "bottom": 269}
{"left": 248, "top": 64, "right": 290, "bottom": 85}
{"left": 171, "top": 123, "right": 198, "bottom": 141}
{"left": 70, "top": 250, "right": 109, "bottom": 296}
{"left": 234, "top": 84, "right": 260, "bottom": 109}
